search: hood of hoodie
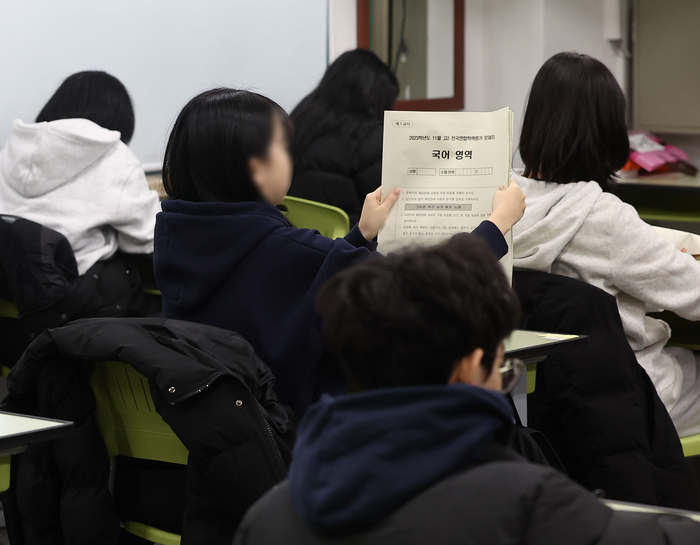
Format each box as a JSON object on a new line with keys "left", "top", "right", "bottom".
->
{"left": 155, "top": 199, "right": 291, "bottom": 314}
{"left": 0, "top": 118, "right": 121, "bottom": 198}
{"left": 512, "top": 173, "right": 603, "bottom": 272}
{"left": 288, "top": 384, "right": 514, "bottom": 535}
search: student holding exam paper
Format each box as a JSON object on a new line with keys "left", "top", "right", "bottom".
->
{"left": 153, "top": 88, "right": 525, "bottom": 417}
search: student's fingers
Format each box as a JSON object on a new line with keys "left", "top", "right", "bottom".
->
{"left": 509, "top": 178, "right": 519, "bottom": 189}
{"left": 366, "top": 187, "right": 382, "bottom": 204}
{"left": 381, "top": 187, "right": 401, "bottom": 208}
{"left": 682, "top": 247, "right": 689, "bottom": 253}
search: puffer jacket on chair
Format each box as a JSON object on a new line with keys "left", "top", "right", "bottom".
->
{"left": 2, "top": 317, "right": 295, "bottom": 545}
{"left": 513, "top": 270, "right": 698, "bottom": 510}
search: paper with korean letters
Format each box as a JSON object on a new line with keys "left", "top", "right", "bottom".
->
{"left": 378, "top": 108, "right": 514, "bottom": 278}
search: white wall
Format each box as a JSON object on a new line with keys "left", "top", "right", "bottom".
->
{"left": 464, "top": 0, "right": 546, "bottom": 157}
{"left": 329, "top": 0, "right": 357, "bottom": 62}
{"left": 0, "top": 0, "right": 328, "bottom": 167}
{"left": 426, "top": 0, "right": 455, "bottom": 99}
{"left": 464, "top": 0, "right": 629, "bottom": 167}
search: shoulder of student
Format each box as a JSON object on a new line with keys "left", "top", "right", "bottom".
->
{"left": 236, "top": 462, "right": 614, "bottom": 545}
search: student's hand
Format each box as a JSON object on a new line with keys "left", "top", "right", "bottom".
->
{"left": 489, "top": 179, "right": 526, "bottom": 235}
{"left": 358, "top": 187, "right": 401, "bottom": 241}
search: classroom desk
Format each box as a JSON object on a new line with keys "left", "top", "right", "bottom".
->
{"left": 504, "top": 330, "right": 587, "bottom": 360}
{"left": 614, "top": 173, "right": 700, "bottom": 224}
{"left": 505, "top": 330, "right": 587, "bottom": 425}
{"left": 0, "top": 411, "right": 73, "bottom": 492}
{"left": 605, "top": 499, "right": 700, "bottom": 523}
{"left": 0, "top": 411, "right": 74, "bottom": 454}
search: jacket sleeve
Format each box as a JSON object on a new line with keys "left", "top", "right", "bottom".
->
{"left": 473, "top": 220, "right": 508, "bottom": 259}
{"left": 113, "top": 166, "right": 161, "bottom": 254}
{"left": 610, "top": 203, "right": 700, "bottom": 320}
{"left": 343, "top": 225, "right": 377, "bottom": 251}
{"left": 526, "top": 469, "right": 700, "bottom": 545}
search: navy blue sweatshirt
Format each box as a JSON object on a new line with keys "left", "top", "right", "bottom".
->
{"left": 288, "top": 385, "right": 514, "bottom": 533}
{"left": 154, "top": 199, "right": 507, "bottom": 415}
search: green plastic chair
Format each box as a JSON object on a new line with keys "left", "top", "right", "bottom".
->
{"left": 0, "top": 299, "right": 18, "bottom": 319}
{"left": 0, "top": 302, "right": 16, "bottom": 492}
{"left": 281, "top": 196, "right": 350, "bottom": 239}
{"left": 89, "top": 361, "right": 188, "bottom": 545}
{"left": 0, "top": 456, "right": 10, "bottom": 493}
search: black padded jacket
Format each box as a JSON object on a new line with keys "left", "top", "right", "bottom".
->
{"left": 514, "top": 270, "right": 699, "bottom": 510}
{"left": 1, "top": 317, "right": 295, "bottom": 545}
{"left": 235, "top": 444, "right": 700, "bottom": 545}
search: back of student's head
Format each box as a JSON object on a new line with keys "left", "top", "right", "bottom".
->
{"left": 291, "top": 49, "right": 399, "bottom": 156}
{"left": 36, "top": 71, "right": 135, "bottom": 144}
{"left": 316, "top": 234, "right": 520, "bottom": 389}
{"left": 520, "top": 52, "right": 629, "bottom": 190}
{"left": 163, "top": 88, "right": 292, "bottom": 203}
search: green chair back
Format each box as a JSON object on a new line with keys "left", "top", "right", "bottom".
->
{"left": 0, "top": 300, "right": 18, "bottom": 319}
{"left": 282, "top": 196, "right": 350, "bottom": 239}
{"left": 88, "top": 361, "right": 187, "bottom": 545}
{"left": 0, "top": 456, "right": 10, "bottom": 493}
{"left": 681, "top": 434, "right": 700, "bottom": 457}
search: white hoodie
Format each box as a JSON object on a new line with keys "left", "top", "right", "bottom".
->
{"left": 0, "top": 119, "right": 160, "bottom": 275}
{"left": 512, "top": 173, "right": 700, "bottom": 424}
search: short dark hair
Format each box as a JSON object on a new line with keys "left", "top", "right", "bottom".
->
{"left": 163, "top": 88, "right": 293, "bottom": 203}
{"left": 519, "top": 52, "right": 629, "bottom": 190}
{"left": 291, "top": 49, "right": 399, "bottom": 160}
{"left": 316, "top": 234, "right": 520, "bottom": 390}
{"left": 36, "top": 71, "right": 135, "bottom": 144}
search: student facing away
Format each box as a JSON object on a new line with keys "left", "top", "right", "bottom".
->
{"left": 513, "top": 52, "right": 700, "bottom": 437}
{"left": 0, "top": 71, "right": 160, "bottom": 275}
{"left": 288, "top": 50, "right": 399, "bottom": 225}
{"left": 234, "top": 234, "right": 700, "bottom": 545}
{"left": 154, "top": 88, "right": 525, "bottom": 416}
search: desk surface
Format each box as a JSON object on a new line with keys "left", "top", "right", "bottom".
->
{"left": 505, "top": 330, "right": 586, "bottom": 360}
{"left": 616, "top": 172, "right": 700, "bottom": 189}
{"left": 0, "top": 411, "right": 73, "bottom": 452}
{"left": 606, "top": 499, "right": 700, "bottom": 522}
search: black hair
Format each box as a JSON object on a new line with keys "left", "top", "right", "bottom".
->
{"left": 162, "top": 88, "right": 293, "bottom": 203}
{"left": 291, "top": 49, "right": 398, "bottom": 161}
{"left": 519, "top": 52, "right": 629, "bottom": 190}
{"left": 36, "top": 71, "right": 135, "bottom": 144}
{"left": 316, "top": 234, "right": 520, "bottom": 390}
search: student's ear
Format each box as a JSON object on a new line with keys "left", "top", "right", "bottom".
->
{"left": 248, "top": 156, "right": 265, "bottom": 188}
{"left": 448, "top": 348, "right": 485, "bottom": 386}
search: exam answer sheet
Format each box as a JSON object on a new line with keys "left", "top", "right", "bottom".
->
{"left": 377, "top": 108, "right": 514, "bottom": 275}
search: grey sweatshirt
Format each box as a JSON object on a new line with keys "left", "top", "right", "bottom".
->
{"left": 512, "top": 173, "right": 700, "bottom": 416}
{"left": 0, "top": 118, "right": 160, "bottom": 275}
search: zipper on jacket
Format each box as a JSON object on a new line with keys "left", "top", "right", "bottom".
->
{"left": 233, "top": 375, "right": 288, "bottom": 473}
{"left": 172, "top": 371, "right": 288, "bottom": 472}
{"left": 176, "top": 372, "right": 228, "bottom": 403}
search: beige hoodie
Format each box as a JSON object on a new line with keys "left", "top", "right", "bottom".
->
{"left": 0, "top": 118, "right": 160, "bottom": 275}
{"left": 512, "top": 173, "right": 700, "bottom": 429}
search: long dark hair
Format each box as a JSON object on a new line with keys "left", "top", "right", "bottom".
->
{"left": 36, "top": 71, "right": 135, "bottom": 144}
{"left": 162, "top": 88, "right": 292, "bottom": 203}
{"left": 291, "top": 49, "right": 398, "bottom": 160}
{"left": 519, "top": 52, "right": 629, "bottom": 190}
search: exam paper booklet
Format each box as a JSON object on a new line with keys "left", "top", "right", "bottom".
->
{"left": 377, "top": 108, "right": 515, "bottom": 275}
{"left": 654, "top": 226, "right": 700, "bottom": 257}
